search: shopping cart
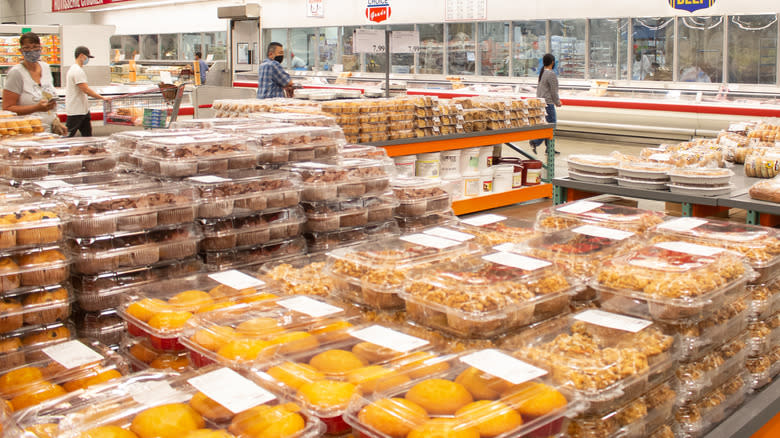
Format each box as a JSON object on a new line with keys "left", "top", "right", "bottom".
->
{"left": 103, "top": 83, "right": 186, "bottom": 128}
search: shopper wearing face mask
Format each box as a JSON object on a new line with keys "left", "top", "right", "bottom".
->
{"left": 65, "top": 46, "right": 107, "bottom": 137}
{"left": 257, "top": 42, "right": 294, "bottom": 98}
{"left": 2, "top": 32, "right": 66, "bottom": 134}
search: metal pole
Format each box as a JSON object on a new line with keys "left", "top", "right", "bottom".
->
{"left": 385, "top": 30, "right": 391, "bottom": 98}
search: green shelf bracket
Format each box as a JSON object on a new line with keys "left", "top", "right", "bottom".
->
{"left": 682, "top": 202, "right": 693, "bottom": 217}
{"left": 747, "top": 210, "right": 760, "bottom": 225}
{"left": 553, "top": 185, "right": 567, "bottom": 205}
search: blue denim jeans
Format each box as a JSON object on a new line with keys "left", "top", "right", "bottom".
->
{"left": 530, "top": 104, "right": 557, "bottom": 147}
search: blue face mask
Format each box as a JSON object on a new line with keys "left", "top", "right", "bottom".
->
{"left": 83, "top": 57, "right": 90, "bottom": 65}
{"left": 22, "top": 50, "right": 41, "bottom": 63}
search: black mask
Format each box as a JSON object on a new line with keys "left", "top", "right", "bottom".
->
{"left": 274, "top": 55, "right": 284, "bottom": 63}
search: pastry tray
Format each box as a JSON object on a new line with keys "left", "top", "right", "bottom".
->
{"left": 392, "top": 177, "right": 452, "bottom": 217}
{"left": 187, "top": 170, "right": 303, "bottom": 218}
{"left": 453, "top": 214, "right": 539, "bottom": 247}
{"left": 674, "top": 372, "right": 749, "bottom": 438}
{"left": 199, "top": 206, "right": 306, "bottom": 251}
{"left": 616, "top": 177, "right": 670, "bottom": 190}
{"left": 675, "top": 333, "right": 749, "bottom": 404}
{"left": 0, "top": 198, "right": 66, "bottom": 249}
{"left": 667, "top": 183, "right": 734, "bottom": 197}
{"left": 0, "top": 283, "right": 72, "bottom": 335}
{"left": 286, "top": 159, "right": 392, "bottom": 202}
{"left": 0, "top": 245, "right": 70, "bottom": 292}
{"left": 256, "top": 253, "right": 334, "bottom": 298}
{"left": 566, "top": 155, "right": 619, "bottom": 175}
{"left": 302, "top": 199, "right": 370, "bottom": 233}
{"left": 535, "top": 201, "right": 666, "bottom": 234}
{"left": 201, "top": 236, "right": 307, "bottom": 272}
{"left": 748, "top": 311, "right": 780, "bottom": 357}
{"left": 247, "top": 112, "right": 338, "bottom": 127}
{"left": 668, "top": 168, "right": 734, "bottom": 185}
{"left": 304, "top": 221, "right": 400, "bottom": 253}
{"left": 617, "top": 162, "right": 672, "bottom": 181}
{"left": 110, "top": 128, "right": 212, "bottom": 152}
{"left": 395, "top": 210, "right": 459, "bottom": 233}
{"left": 74, "top": 309, "right": 125, "bottom": 348}
{"left": 568, "top": 170, "right": 617, "bottom": 184}
{"left": 120, "top": 335, "right": 191, "bottom": 372}
{"left": 748, "top": 278, "right": 780, "bottom": 320}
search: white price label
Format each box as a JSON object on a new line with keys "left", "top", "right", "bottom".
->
{"left": 354, "top": 29, "right": 386, "bottom": 54}
{"left": 189, "top": 175, "right": 231, "bottom": 183}
{"left": 573, "top": 225, "right": 634, "bottom": 241}
{"left": 423, "top": 227, "right": 475, "bottom": 242}
{"left": 728, "top": 123, "right": 746, "bottom": 132}
{"left": 351, "top": 326, "right": 429, "bottom": 353}
{"left": 557, "top": 201, "right": 603, "bottom": 215}
{"left": 574, "top": 309, "right": 653, "bottom": 333}
{"left": 34, "top": 180, "right": 72, "bottom": 189}
{"left": 492, "top": 242, "right": 517, "bottom": 253}
{"left": 657, "top": 217, "right": 708, "bottom": 233}
{"left": 187, "top": 368, "right": 276, "bottom": 414}
{"left": 277, "top": 296, "right": 342, "bottom": 318}
{"left": 648, "top": 153, "right": 671, "bottom": 162}
{"left": 482, "top": 252, "right": 551, "bottom": 271}
{"left": 460, "top": 349, "right": 547, "bottom": 385}
{"left": 390, "top": 31, "right": 421, "bottom": 53}
{"left": 43, "top": 340, "right": 104, "bottom": 369}
{"left": 208, "top": 270, "right": 266, "bottom": 290}
{"left": 654, "top": 241, "right": 724, "bottom": 257}
{"left": 129, "top": 381, "right": 185, "bottom": 405}
{"left": 400, "top": 233, "right": 462, "bottom": 250}
{"left": 462, "top": 214, "right": 507, "bottom": 227}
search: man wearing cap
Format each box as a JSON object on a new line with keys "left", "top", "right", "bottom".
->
{"left": 65, "top": 46, "right": 107, "bottom": 137}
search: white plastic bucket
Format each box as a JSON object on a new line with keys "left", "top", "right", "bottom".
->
{"left": 393, "top": 155, "right": 417, "bottom": 178}
{"left": 463, "top": 175, "right": 481, "bottom": 197}
{"left": 493, "top": 165, "right": 514, "bottom": 193}
{"left": 440, "top": 150, "right": 461, "bottom": 178}
{"left": 460, "top": 147, "right": 481, "bottom": 174}
{"left": 480, "top": 167, "right": 494, "bottom": 195}
{"left": 416, "top": 152, "right": 441, "bottom": 179}
{"left": 478, "top": 146, "right": 493, "bottom": 171}
{"left": 443, "top": 175, "right": 464, "bottom": 200}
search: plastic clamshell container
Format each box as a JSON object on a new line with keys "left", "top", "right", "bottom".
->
{"left": 0, "top": 137, "right": 118, "bottom": 180}
{"left": 344, "top": 349, "right": 585, "bottom": 438}
{"left": 20, "top": 172, "right": 143, "bottom": 198}
{"left": 748, "top": 278, "right": 780, "bottom": 320}
{"left": 502, "top": 310, "right": 676, "bottom": 415}
{"left": 675, "top": 333, "right": 749, "bottom": 404}
{"left": 568, "top": 170, "right": 617, "bottom": 184}
{"left": 110, "top": 128, "right": 212, "bottom": 152}
{"left": 594, "top": 242, "right": 754, "bottom": 322}
{"left": 199, "top": 206, "right": 306, "bottom": 251}
{"left": 0, "top": 245, "right": 69, "bottom": 292}
{"left": 117, "top": 271, "right": 281, "bottom": 351}
{"left": 452, "top": 214, "right": 539, "bottom": 247}
{"left": 169, "top": 117, "right": 266, "bottom": 129}
{"left": 668, "top": 183, "right": 734, "bottom": 197}
{"left": 567, "top": 377, "right": 676, "bottom": 438}
{"left": 16, "top": 365, "right": 326, "bottom": 438}
{"left": 746, "top": 347, "right": 780, "bottom": 390}
{"left": 325, "top": 235, "right": 483, "bottom": 310}
{"left": 674, "top": 372, "right": 749, "bottom": 438}
{"left": 256, "top": 254, "right": 335, "bottom": 297}
{"left": 202, "top": 236, "right": 308, "bottom": 272}
{"left": 535, "top": 201, "right": 666, "bottom": 234}
{"left": 71, "top": 257, "right": 203, "bottom": 312}
{"left": 0, "top": 283, "right": 72, "bottom": 334}
{"left": 250, "top": 323, "right": 445, "bottom": 435}
{"left": 304, "top": 220, "right": 401, "bottom": 253}
{"left": 392, "top": 178, "right": 452, "bottom": 217}
{"left": 0, "top": 338, "right": 128, "bottom": 412}
{"left": 748, "top": 311, "right": 780, "bottom": 356}
{"left": 120, "top": 335, "right": 192, "bottom": 372}
{"left": 62, "top": 181, "right": 199, "bottom": 237}
{"left": 0, "top": 321, "right": 75, "bottom": 371}
{"left": 302, "top": 199, "right": 369, "bottom": 233}
{"left": 668, "top": 168, "right": 734, "bottom": 186}
{"left": 364, "top": 195, "right": 400, "bottom": 224}
{"left": 341, "top": 144, "right": 390, "bottom": 160}
{"left": 650, "top": 218, "right": 780, "bottom": 284}
{"left": 187, "top": 170, "right": 303, "bottom": 218}
{"left": 247, "top": 111, "right": 338, "bottom": 127}
{"left": 287, "top": 159, "right": 392, "bottom": 202}
{"left": 74, "top": 309, "right": 125, "bottom": 348}
{"left": 0, "top": 198, "right": 65, "bottom": 249}
{"left": 401, "top": 251, "right": 580, "bottom": 338}
{"left": 395, "top": 210, "right": 459, "bottom": 233}
{"left": 566, "top": 155, "right": 619, "bottom": 175}
{"left": 617, "top": 162, "right": 672, "bottom": 181}
{"left": 181, "top": 298, "right": 359, "bottom": 369}
{"left": 132, "top": 134, "right": 259, "bottom": 177}
{"left": 66, "top": 224, "right": 201, "bottom": 275}
{"left": 247, "top": 126, "right": 344, "bottom": 164}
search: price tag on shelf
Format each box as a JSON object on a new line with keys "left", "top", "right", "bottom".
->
{"left": 574, "top": 309, "right": 653, "bottom": 333}
{"left": 187, "top": 368, "right": 276, "bottom": 414}
{"left": 654, "top": 241, "right": 724, "bottom": 257}
{"left": 43, "top": 340, "right": 104, "bottom": 369}
{"left": 352, "top": 326, "right": 429, "bottom": 352}
{"left": 423, "top": 227, "right": 475, "bottom": 242}
{"left": 390, "top": 30, "right": 420, "bottom": 53}
{"left": 460, "top": 349, "right": 547, "bottom": 385}
{"left": 573, "top": 225, "right": 634, "bottom": 241}
{"left": 462, "top": 214, "right": 507, "bottom": 227}
{"left": 482, "top": 252, "right": 551, "bottom": 271}
{"left": 354, "top": 29, "right": 386, "bottom": 54}
{"left": 277, "top": 296, "right": 343, "bottom": 318}
{"left": 208, "top": 270, "right": 265, "bottom": 290}
{"left": 556, "top": 200, "right": 603, "bottom": 214}
{"left": 657, "top": 217, "right": 708, "bottom": 232}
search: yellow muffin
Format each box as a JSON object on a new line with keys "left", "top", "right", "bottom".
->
{"left": 22, "top": 325, "right": 71, "bottom": 348}
{"left": 10, "top": 382, "right": 67, "bottom": 411}
{"left": 455, "top": 400, "right": 523, "bottom": 437}
{"left": 129, "top": 341, "right": 159, "bottom": 364}
{"left": 62, "top": 368, "right": 122, "bottom": 392}
{"left": 0, "top": 299, "right": 23, "bottom": 333}
{"left": 0, "top": 366, "right": 45, "bottom": 395}
{"left": 357, "top": 397, "right": 429, "bottom": 438}
{"left": 217, "top": 339, "right": 273, "bottom": 363}
{"left": 347, "top": 366, "right": 411, "bottom": 394}
{"left": 16, "top": 211, "right": 61, "bottom": 245}
{"left": 183, "top": 430, "right": 234, "bottom": 438}
{"left": 149, "top": 354, "right": 190, "bottom": 371}
{"left": 309, "top": 350, "right": 366, "bottom": 374}
{"left": 79, "top": 426, "right": 139, "bottom": 438}
{"left": 297, "top": 380, "right": 357, "bottom": 411}
{"left": 130, "top": 403, "right": 205, "bottom": 438}
{"left": 228, "top": 403, "right": 305, "bottom": 438}
{"left": 407, "top": 418, "right": 479, "bottom": 438}
{"left": 269, "top": 331, "right": 319, "bottom": 355}
{"left": 235, "top": 317, "right": 283, "bottom": 338}
{"left": 22, "top": 288, "right": 69, "bottom": 325}
{"left": 191, "top": 326, "right": 236, "bottom": 352}
{"left": 126, "top": 298, "right": 171, "bottom": 323}
{"left": 352, "top": 342, "right": 400, "bottom": 363}
{"left": 168, "top": 290, "right": 214, "bottom": 313}
{"left": 454, "top": 367, "right": 512, "bottom": 400}
{"left": 189, "top": 391, "right": 233, "bottom": 422}
{"left": 405, "top": 379, "right": 474, "bottom": 415}
{"left": 266, "top": 362, "right": 324, "bottom": 390}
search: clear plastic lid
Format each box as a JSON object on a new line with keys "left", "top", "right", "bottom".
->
{"left": 675, "top": 336, "right": 749, "bottom": 406}
{"left": 0, "top": 339, "right": 128, "bottom": 412}
{"left": 302, "top": 199, "right": 369, "bottom": 233}
{"left": 134, "top": 133, "right": 255, "bottom": 158}
{"left": 402, "top": 251, "right": 581, "bottom": 338}
{"left": 595, "top": 241, "right": 754, "bottom": 322}
{"left": 202, "top": 236, "right": 308, "bottom": 272}
{"left": 344, "top": 349, "right": 584, "bottom": 438}
{"left": 0, "top": 245, "right": 70, "bottom": 292}
{"left": 170, "top": 117, "right": 267, "bottom": 129}
{"left": 453, "top": 214, "right": 539, "bottom": 247}
{"left": 392, "top": 178, "right": 452, "bottom": 217}
{"left": 0, "top": 284, "right": 72, "bottom": 335}
{"left": 199, "top": 206, "right": 306, "bottom": 252}
{"left": 20, "top": 172, "right": 142, "bottom": 198}
{"left": 502, "top": 310, "right": 676, "bottom": 414}
{"left": 325, "top": 235, "right": 483, "bottom": 309}
{"left": 748, "top": 311, "right": 780, "bottom": 357}
{"left": 256, "top": 254, "right": 335, "bottom": 297}
{"left": 567, "top": 154, "right": 620, "bottom": 168}
{"left": 395, "top": 210, "right": 459, "bottom": 233}
{"left": 181, "top": 299, "right": 359, "bottom": 369}
{"left": 188, "top": 171, "right": 302, "bottom": 218}
{"left": 287, "top": 158, "right": 393, "bottom": 202}
{"left": 14, "top": 366, "right": 325, "bottom": 438}
{"left": 0, "top": 199, "right": 65, "bottom": 248}
{"left": 110, "top": 129, "right": 213, "bottom": 150}
{"left": 536, "top": 201, "right": 666, "bottom": 234}
{"left": 248, "top": 125, "right": 346, "bottom": 147}
{"left": 0, "top": 137, "right": 111, "bottom": 164}
{"left": 121, "top": 335, "right": 192, "bottom": 372}
{"left": 749, "top": 277, "right": 780, "bottom": 321}
{"left": 0, "top": 321, "right": 74, "bottom": 372}
{"left": 341, "top": 144, "right": 390, "bottom": 160}
{"left": 304, "top": 220, "right": 400, "bottom": 253}
{"left": 247, "top": 112, "right": 338, "bottom": 127}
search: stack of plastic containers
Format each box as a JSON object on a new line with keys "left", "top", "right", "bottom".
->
{"left": 0, "top": 193, "right": 73, "bottom": 372}
{"left": 449, "top": 213, "right": 539, "bottom": 247}
{"left": 287, "top": 158, "right": 400, "bottom": 253}
{"left": 392, "top": 177, "right": 457, "bottom": 233}
{"left": 591, "top": 237, "right": 756, "bottom": 438}
{"left": 60, "top": 180, "right": 202, "bottom": 348}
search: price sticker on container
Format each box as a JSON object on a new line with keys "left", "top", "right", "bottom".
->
{"left": 482, "top": 252, "right": 551, "bottom": 271}
{"left": 728, "top": 123, "right": 746, "bottom": 132}
{"left": 188, "top": 368, "right": 276, "bottom": 414}
{"left": 462, "top": 214, "right": 507, "bottom": 227}
{"left": 277, "top": 296, "right": 343, "bottom": 318}
{"left": 574, "top": 309, "right": 653, "bottom": 333}
{"left": 492, "top": 242, "right": 518, "bottom": 253}
{"left": 556, "top": 201, "right": 603, "bottom": 215}
{"left": 351, "top": 325, "right": 429, "bottom": 352}
{"left": 34, "top": 179, "right": 72, "bottom": 189}
{"left": 401, "top": 233, "right": 462, "bottom": 250}
{"left": 572, "top": 225, "right": 634, "bottom": 241}
{"left": 657, "top": 217, "right": 708, "bottom": 232}
{"left": 423, "top": 227, "right": 475, "bottom": 242}
{"left": 188, "top": 175, "right": 231, "bottom": 183}
{"left": 654, "top": 241, "right": 724, "bottom": 257}
{"left": 647, "top": 153, "right": 671, "bottom": 162}
{"left": 43, "top": 340, "right": 104, "bottom": 369}
{"left": 460, "top": 349, "right": 547, "bottom": 385}
{"left": 208, "top": 270, "right": 265, "bottom": 291}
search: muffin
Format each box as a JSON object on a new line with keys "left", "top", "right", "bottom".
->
{"left": 0, "top": 338, "right": 24, "bottom": 369}
{"left": 16, "top": 211, "right": 62, "bottom": 245}
{"left": 19, "top": 249, "right": 68, "bottom": 286}
{"left": 0, "top": 300, "right": 23, "bottom": 333}
{"left": 0, "top": 215, "right": 17, "bottom": 249}
{"left": 22, "top": 325, "right": 71, "bottom": 353}
{"left": 22, "top": 288, "right": 70, "bottom": 325}
{"left": 0, "top": 258, "right": 21, "bottom": 292}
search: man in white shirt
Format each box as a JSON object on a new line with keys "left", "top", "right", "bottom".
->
{"left": 66, "top": 46, "right": 107, "bottom": 137}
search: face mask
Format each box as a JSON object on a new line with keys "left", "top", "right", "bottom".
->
{"left": 22, "top": 50, "right": 41, "bottom": 63}
{"left": 274, "top": 55, "right": 284, "bottom": 64}
{"left": 83, "top": 57, "right": 90, "bottom": 65}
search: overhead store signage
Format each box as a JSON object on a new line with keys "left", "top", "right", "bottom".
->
{"left": 445, "top": 0, "right": 487, "bottom": 22}
{"left": 307, "top": 0, "right": 324, "bottom": 18}
{"left": 52, "top": 0, "right": 133, "bottom": 12}
{"left": 366, "top": 0, "right": 391, "bottom": 23}
{"left": 668, "top": 0, "right": 716, "bottom": 13}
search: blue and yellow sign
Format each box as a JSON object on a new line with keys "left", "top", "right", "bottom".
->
{"left": 669, "top": 0, "right": 716, "bottom": 13}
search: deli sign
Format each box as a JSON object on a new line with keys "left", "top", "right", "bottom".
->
{"left": 52, "top": 0, "right": 133, "bottom": 12}
{"left": 366, "top": 0, "right": 391, "bottom": 23}
{"left": 668, "top": 0, "right": 716, "bottom": 13}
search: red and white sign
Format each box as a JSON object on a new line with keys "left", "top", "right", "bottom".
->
{"left": 52, "top": 0, "right": 133, "bottom": 12}
{"left": 366, "top": 0, "right": 391, "bottom": 23}
{"left": 307, "top": 0, "right": 324, "bottom": 18}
